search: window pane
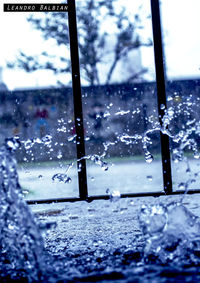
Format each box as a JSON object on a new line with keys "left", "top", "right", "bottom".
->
{"left": 160, "top": 0, "right": 200, "bottom": 191}
{"left": 0, "top": 1, "right": 79, "bottom": 200}
{"left": 77, "top": 0, "right": 164, "bottom": 196}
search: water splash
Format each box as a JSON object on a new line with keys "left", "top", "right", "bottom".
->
{"left": 81, "top": 154, "right": 109, "bottom": 171}
{"left": 52, "top": 163, "right": 73, "bottom": 183}
{"left": 106, "top": 189, "right": 121, "bottom": 202}
{"left": 144, "top": 151, "right": 154, "bottom": 164}
{"left": 52, "top": 173, "right": 72, "bottom": 183}
{"left": 0, "top": 138, "right": 45, "bottom": 281}
{"left": 139, "top": 201, "right": 200, "bottom": 264}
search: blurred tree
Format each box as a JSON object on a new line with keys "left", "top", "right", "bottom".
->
{"left": 8, "top": 0, "right": 152, "bottom": 86}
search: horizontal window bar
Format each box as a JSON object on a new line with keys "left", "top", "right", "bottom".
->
{"left": 27, "top": 189, "right": 200, "bottom": 205}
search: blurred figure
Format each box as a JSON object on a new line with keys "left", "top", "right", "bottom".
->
{"left": 88, "top": 102, "right": 105, "bottom": 141}
{"left": 34, "top": 105, "right": 49, "bottom": 138}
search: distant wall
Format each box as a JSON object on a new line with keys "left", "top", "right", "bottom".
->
{"left": 0, "top": 78, "right": 199, "bottom": 161}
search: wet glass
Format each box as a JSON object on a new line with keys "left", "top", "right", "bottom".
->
{"left": 76, "top": 0, "right": 164, "bottom": 196}
{"left": 0, "top": 0, "right": 79, "bottom": 200}
{"left": 160, "top": 0, "right": 200, "bottom": 192}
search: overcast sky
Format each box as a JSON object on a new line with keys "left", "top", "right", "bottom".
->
{"left": 0, "top": 0, "right": 200, "bottom": 90}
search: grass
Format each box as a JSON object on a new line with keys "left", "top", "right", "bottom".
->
{"left": 17, "top": 151, "right": 198, "bottom": 170}
{"left": 17, "top": 154, "right": 160, "bottom": 170}
{"left": 104, "top": 154, "right": 161, "bottom": 164}
{"left": 17, "top": 159, "right": 76, "bottom": 169}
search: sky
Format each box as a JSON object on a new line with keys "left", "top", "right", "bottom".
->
{"left": 0, "top": 0, "right": 200, "bottom": 90}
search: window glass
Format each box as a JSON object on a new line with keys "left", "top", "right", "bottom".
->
{"left": 77, "top": 0, "right": 164, "bottom": 196}
{"left": 1, "top": 0, "right": 79, "bottom": 200}
{"left": 160, "top": 0, "right": 200, "bottom": 191}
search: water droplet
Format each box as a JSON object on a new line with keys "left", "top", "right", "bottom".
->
{"left": 146, "top": 175, "right": 153, "bottom": 181}
{"left": 22, "top": 189, "right": 29, "bottom": 195}
{"left": 38, "top": 175, "right": 43, "bottom": 179}
{"left": 103, "top": 112, "right": 110, "bottom": 118}
{"left": 140, "top": 201, "right": 200, "bottom": 263}
{"left": 160, "top": 104, "right": 165, "bottom": 110}
{"left": 139, "top": 204, "right": 167, "bottom": 236}
{"left": 78, "top": 163, "right": 82, "bottom": 172}
{"left": 52, "top": 173, "right": 72, "bottom": 183}
{"left": 5, "top": 137, "right": 20, "bottom": 151}
{"left": 106, "top": 189, "right": 121, "bottom": 202}
{"left": 57, "top": 126, "right": 66, "bottom": 133}
{"left": 172, "top": 149, "right": 183, "bottom": 163}
{"left": 8, "top": 224, "right": 14, "bottom": 230}
{"left": 167, "top": 108, "right": 174, "bottom": 118}
{"left": 93, "top": 240, "right": 99, "bottom": 247}
{"left": 167, "top": 96, "right": 173, "bottom": 101}
{"left": 68, "top": 134, "right": 77, "bottom": 142}
{"left": 145, "top": 152, "right": 154, "bottom": 163}
{"left": 0, "top": 143, "right": 45, "bottom": 280}
{"left": 101, "top": 162, "right": 108, "bottom": 171}
{"left": 57, "top": 151, "right": 62, "bottom": 159}
{"left": 186, "top": 167, "right": 191, "bottom": 174}
{"left": 34, "top": 138, "right": 43, "bottom": 144}
{"left": 115, "top": 110, "right": 130, "bottom": 116}
{"left": 194, "top": 152, "right": 200, "bottom": 159}
{"left": 178, "top": 182, "right": 186, "bottom": 190}
{"left": 42, "top": 134, "right": 52, "bottom": 145}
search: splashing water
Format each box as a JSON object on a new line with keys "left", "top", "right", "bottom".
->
{"left": 1, "top": 136, "right": 200, "bottom": 282}
{"left": 1, "top": 95, "right": 200, "bottom": 282}
{"left": 106, "top": 188, "right": 121, "bottom": 202}
{"left": 0, "top": 138, "right": 45, "bottom": 281}
{"left": 52, "top": 162, "right": 73, "bottom": 183}
{"left": 139, "top": 201, "right": 200, "bottom": 265}
{"left": 80, "top": 154, "right": 109, "bottom": 171}
{"left": 52, "top": 173, "right": 72, "bottom": 183}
